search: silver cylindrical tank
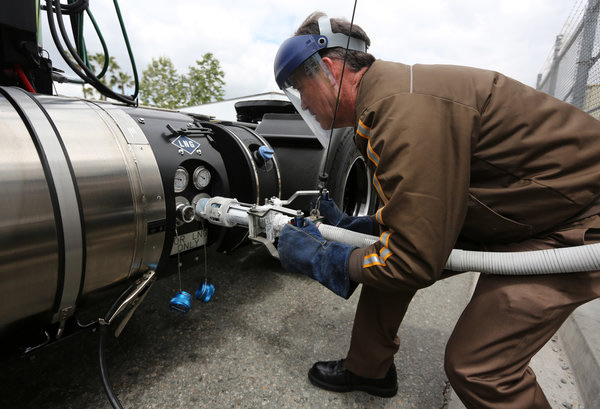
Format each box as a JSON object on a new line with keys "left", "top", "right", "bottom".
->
{"left": 0, "top": 87, "right": 165, "bottom": 334}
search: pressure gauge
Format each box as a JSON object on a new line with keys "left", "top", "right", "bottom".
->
{"left": 193, "top": 166, "right": 211, "bottom": 189}
{"left": 174, "top": 166, "right": 189, "bottom": 193}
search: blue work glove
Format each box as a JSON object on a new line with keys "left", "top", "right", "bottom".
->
{"left": 278, "top": 219, "right": 359, "bottom": 299}
{"left": 314, "top": 196, "right": 374, "bottom": 235}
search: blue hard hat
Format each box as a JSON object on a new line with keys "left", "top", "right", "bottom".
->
{"left": 274, "top": 17, "right": 367, "bottom": 89}
{"left": 274, "top": 34, "right": 327, "bottom": 89}
{"left": 273, "top": 17, "right": 368, "bottom": 142}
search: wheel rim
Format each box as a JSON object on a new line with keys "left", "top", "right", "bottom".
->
{"left": 341, "top": 156, "right": 373, "bottom": 216}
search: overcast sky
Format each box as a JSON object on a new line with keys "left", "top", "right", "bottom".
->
{"left": 42, "top": 0, "right": 584, "bottom": 101}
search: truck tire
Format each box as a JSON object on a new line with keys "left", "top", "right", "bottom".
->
{"left": 326, "top": 128, "right": 378, "bottom": 217}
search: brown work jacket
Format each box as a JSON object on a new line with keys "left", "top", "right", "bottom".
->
{"left": 349, "top": 60, "right": 600, "bottom": 292}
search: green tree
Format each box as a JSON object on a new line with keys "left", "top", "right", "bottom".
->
{"left": 116, "top": 71, "right": 132, "bottom": 94}
{"left": 139, "top": 54, "right": 226, "bottom": 108}
{"left": 184, "top": 52, "right": 226, "bottom": 105}
{"left": 139, "top": 56, "right": 186, "bottom": 109}
{"left": 82, "top": 52, "right": 133, "bottom": 100}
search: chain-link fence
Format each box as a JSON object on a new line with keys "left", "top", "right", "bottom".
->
{"left": 537, "top": 0, "right": 600, "bottom": 119}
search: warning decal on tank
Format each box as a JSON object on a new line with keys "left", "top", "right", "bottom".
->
{"left": 171, "top": 136, "right": 200, "bottom": 154}
{"left": 170, "top": 229, "right": 208, "bottom": 255}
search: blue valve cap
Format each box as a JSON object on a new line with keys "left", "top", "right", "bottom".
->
{"left": 195, "top": 283, "right": 215, "bottom": 303}
{"left": 258, "top": 145, "right": 274, "bottom": 161}
{"left": 293, "top": 216, "right": 305, "bottom": 227}
{"left": 169, "top": 290, "right": 192, "bottom": 313}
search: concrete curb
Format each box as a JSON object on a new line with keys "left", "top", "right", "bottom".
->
{"left": 559, "top": 298, "right": 600, "bottom": 409}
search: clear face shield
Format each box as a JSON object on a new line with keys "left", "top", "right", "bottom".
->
{"left": 281, "top": 54, "right": 339, "bottom": 142}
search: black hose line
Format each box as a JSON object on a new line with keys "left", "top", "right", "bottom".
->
{"left": 97, "top": 281, "right": 135, "bottom": 409}
{"left": 53, "top": 0, "right": 135, "bottom": 104}
{"left": 43, "top": 0, "right": 89, "bottom": 15}
{"left": 112, "top": 0, "right": 139, "bottom": 100}
{"left": 86, "top": 9, "right": 110, "bottom": 79}
{"left": 45, "top": 0, "right": 138, "bottom": 104}
{"left": 99, "top": 325, "right": 124, "bottom": 409}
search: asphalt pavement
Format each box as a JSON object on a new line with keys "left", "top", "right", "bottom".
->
{"left": 0, "top": 242, "right": 594, "bottom": 409}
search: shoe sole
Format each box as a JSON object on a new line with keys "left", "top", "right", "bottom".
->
{"left": 308, "top": 370, "right": 398, "bottom": 398}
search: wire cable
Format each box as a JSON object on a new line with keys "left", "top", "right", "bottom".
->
{"left": 319, "top": 0, "right": 359, "bottom": 189}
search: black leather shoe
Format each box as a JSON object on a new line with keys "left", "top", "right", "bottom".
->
{"left": 308, "top": 359, "right": 398, "bottom": 397}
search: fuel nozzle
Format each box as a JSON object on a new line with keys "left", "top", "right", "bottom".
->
{"left": 176, "top": 202, "right": 195, "bottom": 224}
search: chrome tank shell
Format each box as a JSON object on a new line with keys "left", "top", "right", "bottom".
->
{"left": 0, "top": 87, "right": 165, "bottom": 333}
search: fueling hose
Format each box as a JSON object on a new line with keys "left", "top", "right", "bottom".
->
{"left": 317, "top": 223, "right": 600, "bottom": 275}
{"left": 196, "top": 196, "right": 600, "bottom": 275}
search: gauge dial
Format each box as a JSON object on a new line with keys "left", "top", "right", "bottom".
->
{"left": 174, "top": 167, "right": 189, "bottom": 193}
{"left": 193, "top": 166, "right": 211, "bottom": 189}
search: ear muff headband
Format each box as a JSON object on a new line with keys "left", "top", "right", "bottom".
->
{"left": 317, "top": 16, "right": 367, "bottom": 52}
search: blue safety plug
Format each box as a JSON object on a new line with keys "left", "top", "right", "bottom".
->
{"left": 195, "top": 282, "right": 215, "bottom": 303}
{"left": 169, "top": 290, "right": 192, "bottom": 313}
{"left": 258, "top": 145, "right": 274, "bottom": 161}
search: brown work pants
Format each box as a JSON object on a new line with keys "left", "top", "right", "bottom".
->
{"left": 344, "top": 218, "right": 600, "bottom": 409}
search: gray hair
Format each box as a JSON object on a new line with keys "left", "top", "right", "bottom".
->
{"left": 294, "top": 11, "right": 375, "bottom": 71}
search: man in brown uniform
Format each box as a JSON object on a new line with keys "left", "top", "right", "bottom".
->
{"left": 275, "top": 11, "right": 600, "bottom": 408}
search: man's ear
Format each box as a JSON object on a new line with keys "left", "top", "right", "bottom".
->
{"left": 322, "top": 57, "right": 340, "bottom": 85}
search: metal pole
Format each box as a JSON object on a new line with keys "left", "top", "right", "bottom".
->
{"left": 548, "top": 35, "right": 564, "bottom": 96}
{"left": 572, "top": 0, "right": 600, "bottom": 109}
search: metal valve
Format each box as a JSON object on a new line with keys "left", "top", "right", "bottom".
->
{"left": 176, "top": 202, "right": 195, "bottom": 224}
